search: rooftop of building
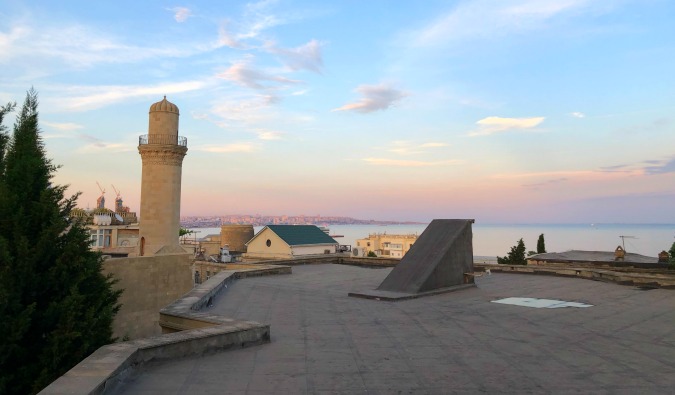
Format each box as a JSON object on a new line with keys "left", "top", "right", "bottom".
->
{"left": 361, "top": 233, "right": 419, "bottom": 239}
{"left": 118, "top": 264, "right": 675, "bottom": 394}
{"left": 530, "top": 250, "right": 660, "bottom": 264}
{"left": 253, "top": 224, "right": 338, "bottom": 246}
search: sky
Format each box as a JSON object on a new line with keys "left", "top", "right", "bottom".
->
{"left": 1, "top": 0, "right": 674, "bottom": 224}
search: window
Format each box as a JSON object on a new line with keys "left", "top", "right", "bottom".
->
{"left": 266, "top": 239, "right": 271, "bottom": 247}
{"left": 89, "top": 229, "right": 112, "bottom": 248}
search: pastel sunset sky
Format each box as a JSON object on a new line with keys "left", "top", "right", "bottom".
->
{"left": 1, "top": 0, "right": 674, "bottom": 223}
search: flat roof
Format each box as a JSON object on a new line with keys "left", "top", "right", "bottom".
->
{"left": 119, "top": 264, "right": 675, "bottom": 393}
{"left": 530, "top": 250, "right": 659, "bottom": 264}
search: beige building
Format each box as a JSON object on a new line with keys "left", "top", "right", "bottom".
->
{"left": 71, "top": 207, "right": 140, "bottom": 257}
{"left": 354, "top": 233, "right": 418, "bottom": 258}
{"left": 245, "top": 225, "right": 339, "bottom": 259}
{"left": 138, "top": 97, "right": 188, "bottom": 256}
{"left": 220, "top": 224, "right": 255, "bottom": 253}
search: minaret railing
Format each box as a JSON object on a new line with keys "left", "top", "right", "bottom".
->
{"left": 138, "top": 134, "right": 187, "bottom": 146}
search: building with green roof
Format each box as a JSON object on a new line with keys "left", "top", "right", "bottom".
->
{"left": 245, "top": 225, "right": 339, "bottom": 259}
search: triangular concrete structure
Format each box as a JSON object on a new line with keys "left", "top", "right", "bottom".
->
{"left": 350, "top": 219, "right": 475, "bottom": 300}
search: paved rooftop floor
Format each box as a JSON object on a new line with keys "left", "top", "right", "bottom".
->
{"left": 120, "top": 264, "right": 675, "bottom": 394}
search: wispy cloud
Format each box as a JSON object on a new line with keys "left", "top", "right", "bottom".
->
{"left": 570, "top": 111, "right": 585, "bottom": 118}
{"left": 412, "top": 0, "right": 594, "bottom": 47}
{"left": 419, "top": 142, "right": 449, "bottom": 148}
{"left": 216, "top": 22, "right": 247, "bottom": 49}
{"left": 255, "top": 129, "right": 283, "bottom": 140}
{"left": 599, "top": 156, "right": 675, "bottom": 176}
{"left": 210, "top": 94, "right": 278, "bottom": 124}
{"left": 267, "top": 39, "right": 323, "bottom": 73}
{"left": 363, "top": 158, "right": 461, "bottom": 167}
{"left": 643, "top": 156, "right": 675, "bottom": 175}
{"left": 493, "top": 170, "right": 595, "bottom": 179}
{"left": 522, "top": 177, "right": 569, "bottom": 188}
{"left": 51, "top": 80, "right": 207, "bottom": 111}
{"left": 42, "top": 121, "right": 84, "bottom": 131}
{"left": 217, "top": 56, "right": 300, "bottom": 90}
{"left": 469, "top": 116, "right": 545, "bottom": 136}
{"left": 0, "top": 23, "right": 189, "bottom": 67}
{"left": 168, "top": 7, "right": 193, "bottom": 23}
{"left": 195, "top": 142, "right": 259, "bottom": 153}
{"left": 383, "top": 140, "right": 449, "bottom": 155}
{"left": 239, "top": 0, "right": 286, "bottom": 40}
{"left": 333, "top": 84, "right": 407, "bottom": 113}
{"left": 75, "top": 134, "right": 135, "bottom": 153}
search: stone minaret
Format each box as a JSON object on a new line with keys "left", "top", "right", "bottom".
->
{"left": 138, "top": 97, "right": 188, "bottom": 256}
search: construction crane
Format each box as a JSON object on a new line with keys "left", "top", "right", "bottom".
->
{"left": 111, "top": 184, "right": 129, "bottom": 213}
{"left": 95, "top": 181, "right": 106, "bottom": 209}
{"left": 111, "top": 184, "right": 121, "bottom": 199}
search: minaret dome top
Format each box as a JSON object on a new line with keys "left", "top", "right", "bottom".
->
{"left": 149, "top": 96, "right": 179, "bottom": 115}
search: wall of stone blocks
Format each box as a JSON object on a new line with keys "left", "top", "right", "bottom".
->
{"left": 103, "top": 253, "right": 193, "bottom": 340}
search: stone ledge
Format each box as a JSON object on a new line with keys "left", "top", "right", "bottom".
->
{"left": 39, "top": 265, "right": 289, "bottom": 395}
{"left": 475, "top": 263, "right": 675, "bottom": 289}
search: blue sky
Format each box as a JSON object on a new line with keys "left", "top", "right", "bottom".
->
{"left": 1, "top": 0, "right": 674, "bottom": 223}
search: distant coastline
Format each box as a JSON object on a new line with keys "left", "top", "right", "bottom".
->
{"left": 180, "top": 214, "right": 425, "bottom": 228}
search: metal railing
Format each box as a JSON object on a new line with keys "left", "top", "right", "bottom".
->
{"left": 138, "top": 134, "right": 187, "bottom": 146}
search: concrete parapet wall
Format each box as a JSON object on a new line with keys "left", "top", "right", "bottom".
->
{"left": 475, "top": 263, "right": 675, "bottom": 289}
{"left": 103, "top": 253, "right": 193, "bottom": 340}
{"left": 40, "top": 265, "right": 287, "bottom": 395}
{"left": 244, "top": 254, "right": 400, "bottom": 267}
{"left": 39, "top": 322, "right": 270, "bottom": 395}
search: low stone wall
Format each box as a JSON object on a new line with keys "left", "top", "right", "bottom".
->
{"left": 243, "top": 254, "right": 400, "bottom": 267}
{"left": 160, "top": 265, "right": 291, "bottom": 333}
{"left": 476, "top": 263, "right": 675, "bottom": 289}
{"left": 103, "top": 253, "right": 193, "bottom": 340}
{"left": 39, "top": 265, "right": 289, "bottom": 395}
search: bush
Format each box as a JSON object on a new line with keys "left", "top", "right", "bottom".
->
{"left": 497, "top": 238, "right": 527, "bottom": 265}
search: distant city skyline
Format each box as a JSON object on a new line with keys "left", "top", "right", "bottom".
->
{"left": 180, "top": 214, "right": 424, "bottom": 228}
{"left": 1, "top": 0, "right": 674, "bottom": 223}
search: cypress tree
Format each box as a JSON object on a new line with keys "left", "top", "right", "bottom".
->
{"left": 0, "top": 89, "right": 121, "bottom": 394}
{"left": 537, "top": 233, "right": 546, "bottom": 254}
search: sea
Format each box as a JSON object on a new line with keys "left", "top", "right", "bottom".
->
{"left": 188, "top": 223, "right": 675, "bottom": 260}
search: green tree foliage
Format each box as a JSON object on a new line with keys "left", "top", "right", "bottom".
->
{"left": 0, "top": 102, "right": 16, "bottom": 176}
{"left": 0, "top": 89, "right": 121, "bottom": 394}
{"left": 537, "top": 233, "right": 546, "bottom": 254}
{"left": 497, "top": 238, "right": 527, "bottom": 265}
{"left": 367, "top": 251, "right": 378, "bottom": 257}
{"left": 669, "top": 242, "right": 675, "bottom": 269}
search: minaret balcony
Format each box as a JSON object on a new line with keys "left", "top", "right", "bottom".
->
{"left": 138, "top": 134, "right": 187, "bottom": 147}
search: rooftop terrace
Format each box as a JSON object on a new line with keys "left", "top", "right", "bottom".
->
{"left": 117, "top": 264, "right": 675, "bottom": 394}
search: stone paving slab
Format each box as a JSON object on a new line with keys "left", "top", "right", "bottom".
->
{"left": 118, "top": 264, "right": 675, "bottom": 394}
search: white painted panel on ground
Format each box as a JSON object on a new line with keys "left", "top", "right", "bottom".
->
{"left": 492, "top": 297, "right": 593, "bottom": 309}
